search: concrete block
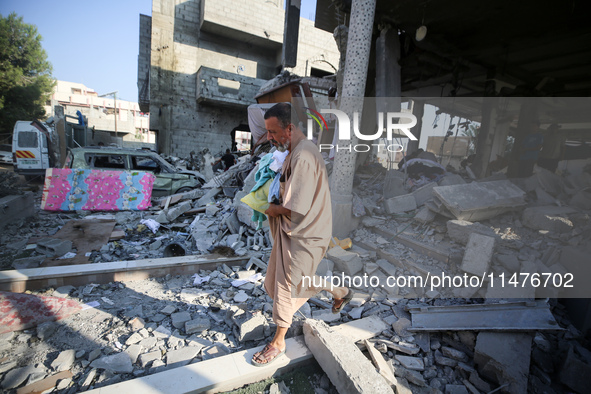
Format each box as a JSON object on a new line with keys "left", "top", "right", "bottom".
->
{"left": 303, "top": 319, "right": 394, "bottom": 394}
{"left": 36, "top": 238, "right": 73, "bottom": 257}
{"left": 522, "top": 205, "right": 575, "bottom": 233}
{"left": 139, "top": 351, "right": 162, "bottom": 368}
{"left": 237, "top": 312, "right": 267, "bottom": 342}
{"left": 383, "top": 169, "right": 407, "bottom": 199}
{"left": 326, "top": 246, "right": 363, "bottom": 276}
{"left": 384, "top": 194, "right": 417, "bottom": 214}
{"left": 165, "top": 201, "right": 193, "bottom": 222}
{"left": 91, "top": 352, "right": 134, "bottom": 373}
{"left": 51, "top": 349, "right": 76, "bottom": 372}
{"left": 171, "top": 311, "right": 192, "bottom": 329}
{"left": 474, "top": 332, "right": 532, "bottom": 393}
{"left": 433, "top": 180, "right": 526, "bottom": 221}
{"left": 412, "top": 182, "right": 436, "bottom": 207}
{"left": 461, "top": 233, "right": 496, "bottom": 276}
{"left": 445, "top": 384, "right": 469, "bottom": 394}
{"left": 166, "top": 346, "right": 201, "bottom": 369}
{"left": 395, "top": 355, "right": 424, "bottom": 371}
{"left": 185, "top": 318, "right": 211, "bottom": 335}
{"left": 446, "top": 220, "right": 497, "bottom": 245}
{"left": 414, "top": 206, "right": 436, "bottom": 223}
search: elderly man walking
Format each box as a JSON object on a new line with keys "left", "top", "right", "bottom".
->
{"left": 252, "top": 102, "right": 351, "bottom": 366}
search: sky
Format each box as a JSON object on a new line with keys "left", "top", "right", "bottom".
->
{"left": 0, "top": 0, "right": 317, "bottom": 103}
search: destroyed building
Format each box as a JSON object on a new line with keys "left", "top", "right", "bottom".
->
{"left": 1, "top": 0, "right": 591, "bottom": 393}
{"left": 138, "top": 0, "right": 340, "bottom": 156}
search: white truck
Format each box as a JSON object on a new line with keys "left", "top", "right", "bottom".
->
{"left": 12, "top": 120, "right": 56, "bottom": 180}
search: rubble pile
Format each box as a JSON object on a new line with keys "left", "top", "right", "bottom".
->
{"left": 1, "top": 148, "right": 590, "bottom": 392}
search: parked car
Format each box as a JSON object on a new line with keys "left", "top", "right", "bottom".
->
{"left": 0, "top": 144, "right": 12, "bottom": 165}
{"left": 65, "top": 147, "right": 205, "bottom": 197}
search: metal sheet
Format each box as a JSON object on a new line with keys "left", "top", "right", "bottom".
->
{"left": 409, "top": 301, "right": 561, "bottom": 331}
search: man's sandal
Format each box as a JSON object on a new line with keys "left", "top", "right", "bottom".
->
{"left": 332, "top": 289, "right": 353, "bottom": 313}
{"left": 251, "top": 343, "right": 286, "bottom": 367}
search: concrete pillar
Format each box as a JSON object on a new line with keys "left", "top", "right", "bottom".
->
{"left": 472, "top": 97, "right": 499, "bottom": 178}
{"left": 507, "top": 99, "right": 538, "bottom": 177}
{"left": 330, "top": 0, "right": 377, "bottom": 238}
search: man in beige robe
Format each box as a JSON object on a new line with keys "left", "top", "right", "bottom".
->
{"left": 252, "top": 102, "right": 351, "bottom": 366}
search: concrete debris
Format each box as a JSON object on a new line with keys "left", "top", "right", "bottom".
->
{"left": 90, "top": 352, "right": 134, "bottom": 374}
{"left": 474, "top": 332, "right": 532, "bottom": 393}
{"left": 303, "top": 319, "right": 394, "bottom": 393}
{"left": 461, "top": 233, "right": 496, "bottom": 276}
{"left": 432, "top": 180, "right": 526, "bottom": 221}
{"left": 384, "top": 194, "right": 417, "bottom": 214}
{"left": 326, "top": 245, "right": 363, "bottom": 275}
{"left": 522, "top": 205, "right": 576, "bottom": 233}
{"left": 446, "top": 219, "right": 498, "bottom": 245}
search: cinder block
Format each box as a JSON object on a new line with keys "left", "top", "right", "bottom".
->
{"left": 461, "top": 233, "right": 495, "bottom": 276}
{"left": 36, "top": 238, "right": 73, "bottom": 258}
{"left": 384, "top": 194, "right": 417, "bottom": 214}
{"left": 303, "top": 319, "right": 394, "bottom": 394}
{"left": 326, "top": 246, "right": 363, "bottom": 276}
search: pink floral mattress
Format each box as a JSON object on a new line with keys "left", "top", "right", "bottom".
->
{"left": 41, "top": 168, "right": 155, "bottom": 211}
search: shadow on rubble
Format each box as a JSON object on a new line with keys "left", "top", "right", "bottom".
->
{"left": 0, "top": 271, "right": 292, "bottom": 394}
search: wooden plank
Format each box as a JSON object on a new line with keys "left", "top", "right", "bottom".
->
{"left": 42, "top": 220, "right": 116, "bottom": 266}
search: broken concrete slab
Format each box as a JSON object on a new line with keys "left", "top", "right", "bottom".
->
{"left": 395, "top": 355, "right": 425, "bottom": 371}
{"left": 90, "top": 352, "right": 133, "bottom": 374}
{"left": 432, "top": 180, "right": 526, "bottom": 221}
{"left": 185, "top": 318, "right": 211, "bottom": 335}
{"left": 446, "top": 220, "right": 498, "bottom": 245}
{"left": 311, "top": 309, "right": 341, "bottom": 323}
{"left": 326, "top": 246, "right": 363, "bottom": 276}
{"left": 303, "top": 319, "right": 394, "bottom": 394}
{"left": 1, "top": 364, "right": 44, "bottom": 390}
{"left": 411, "top": 182, "right": 436, "bottom": 207}
{"left": 522, "top": 205, "right": 575, "bottom": 233}
{"left": 414, "top": 206, "right": 436, "bottom": 223}
{"left": 474, "top": 332, "right": 532, "bottom": 393}
{"left": 236, "top": 312, "right": 267, "bottom": 342}
{"left": 384, "top": 194, "right": 417, "bottom": 214}
{"left": 51, "top": 349, "right": 76, "bottom": 372}
{"left": 197, "top": 188, "right": 221, "bottom": 207}
{"left": 461, "top": 233, "right": 495, "bottom": 276}
{"left": 364, "top": 339, "right": 397, "bottom": 386}
{"left": 166, "top": 346, "right": 201, "bottom": 369}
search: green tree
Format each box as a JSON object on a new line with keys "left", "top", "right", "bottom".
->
{"left": 0, "top": 13, "right": 54, "bottom": 140}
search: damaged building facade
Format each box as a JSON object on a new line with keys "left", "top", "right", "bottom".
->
{"left": 138, "top": 0, "right": 340, "bottom": 156}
